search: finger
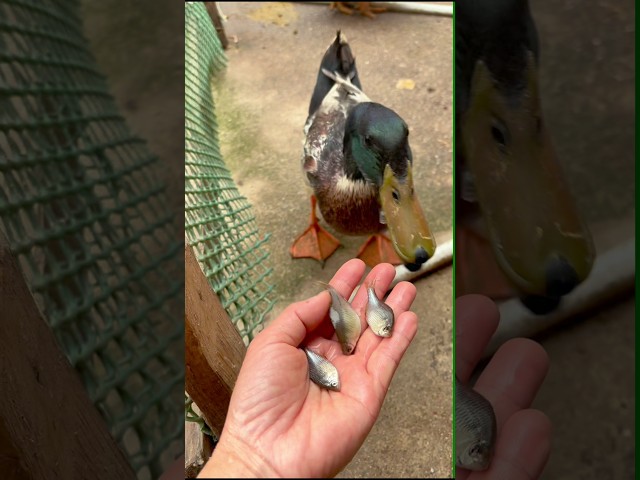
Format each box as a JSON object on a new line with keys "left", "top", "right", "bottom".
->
{"left": 368, "top": 310, "right": 418, "bottom": 396}
{"left": 466, "top": 409, "right": 551, "bottom": 480}
{"left": 259, "top": 291, "right": 331, "bottom": 348}
{"left": 456, "top": 294, "right": 500, "bottom": 381}
{"left": 475, "top": 338, "right": 549, "bottom": 432}
{"left": 356, "top": 280, "right": 417, "bottom": 358}
{"left": 384, "top": 280, "right": 418, "bottom": 316}
{"left": 303, "top": 335, "right": 344, "bottom": 362}
{"left": 260, "top": 259, "right": 367, "bottom": 347}
{"left": 329, "top": 258, "right": 368, "bottom": 299}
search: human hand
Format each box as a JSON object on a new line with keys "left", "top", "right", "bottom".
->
{"left": 200, "top": 259, "right": 418, "bottom": 478}
{"left": 456, "top": 294, "right": 551, "bottom": 479}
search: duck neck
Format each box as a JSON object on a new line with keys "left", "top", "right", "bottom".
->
{"left": 342, "top": 116, "right": 382, "bottom": 185}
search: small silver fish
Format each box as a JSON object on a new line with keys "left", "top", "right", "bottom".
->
{"left": 323, "top": 283, "right": 362, "bottom": 354}
{"left": 456, "top": 376, "right": 497, "bottom": 471}
{"left": 304, "top": 348, "right": 340, "bottom": 391}
{"left": 365, "top": 281, "right": 394, "bottom": 337}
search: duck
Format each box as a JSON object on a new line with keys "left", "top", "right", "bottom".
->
{"left": 455, "top": 0, "right": 595, "bottom": 313}
{"left": 290, "top": 31, "right": 436, "bottom": 271}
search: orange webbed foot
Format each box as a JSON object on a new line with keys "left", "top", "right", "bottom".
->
{"left": 356, "top": 233, "right": 402, "bottom": 268}
{"left": 330, "top": 2, "right": 355, "bottom": 16}
{"left": 357, "top": 2, "right": 387, "bottom": 18}
{"left": 290, "top": 196, "right": 341, "bottom": 264}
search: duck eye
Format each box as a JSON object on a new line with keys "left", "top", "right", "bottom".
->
{"left": 392, "top": 190, "right": 400, "bottom": 202}
{"left": 490, "top": 119, "right": 509, "bottom": 148}
{"left": 364, "top": 135, "right": 372, "bottom": 147}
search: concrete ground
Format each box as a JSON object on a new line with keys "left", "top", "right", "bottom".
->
{"left": 214, "top": 2, "right": 453, "bottom": 477}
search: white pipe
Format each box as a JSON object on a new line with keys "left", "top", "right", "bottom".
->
{"left": 391, "top": 233, "right": 453, "bottom": 288}
{"left": 304, "top": 2, "right": 453, "bottom": 17}
{"left": 483, "top": 237, "right": 635, "bottom": 359}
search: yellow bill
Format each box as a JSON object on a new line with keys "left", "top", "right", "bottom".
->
{"left": 379, "top": 163, "right": 437, "bottom": 269}
{"left": 460, "top": 53, "right": 595, "bottom": 297}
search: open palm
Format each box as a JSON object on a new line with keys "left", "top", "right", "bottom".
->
{"left": 205, "top": 259, "right": 418, "bottom": 478}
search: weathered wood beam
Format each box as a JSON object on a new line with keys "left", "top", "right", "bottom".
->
{"left": 185, "top": 244, "right": 246, "bottom": 438}
{"left": 0, "top": 231, "right": 135, "bottom": 479}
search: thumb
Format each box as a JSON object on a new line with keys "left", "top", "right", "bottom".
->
{"left": 259, "top": 291, "right": 331, "bottom": 347}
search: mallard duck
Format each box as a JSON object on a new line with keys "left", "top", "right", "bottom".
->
{"left": 456, "top": 0, "right": 595, "bottom": 313}
{"left": 290, "top": 31, "right": 436, "bottom": 271}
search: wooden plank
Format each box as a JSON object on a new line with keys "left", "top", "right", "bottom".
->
{"left": 0, "top": 420, "right": 29, "bottom": 480}
{"left": 0, "top": 231, "right": 136, "bottom": 479}
{"left": 185, "top": 244, "right": 246, "bottom": 438}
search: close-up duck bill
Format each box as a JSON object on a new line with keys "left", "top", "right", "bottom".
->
{"left": 379, "top": 163, "right": 437, "bottom": 270}
{"left": 461, "top": 56, "right": 595, "bottom": 299}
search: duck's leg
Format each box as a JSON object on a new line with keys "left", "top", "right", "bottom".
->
{"left": 329, "top": 2, "right": 387, "bottom": 18}
{"left": 356, "top": 233, "right": 402, "bottom": 268}
{"left": 455, "top": 225, "right": 515, "bottom": 300}
{"left": 356, "top": 2, "right": 387, "bottom": 18}
{"left": 329, "top": 2, "right": 355, "bottom": 15}
{"left": 290, "top": 195, "right": 341, "bottom": 263}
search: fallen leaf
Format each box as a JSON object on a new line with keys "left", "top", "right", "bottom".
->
{"left": 396, "top": 78, "right": 415, "bottom": 90}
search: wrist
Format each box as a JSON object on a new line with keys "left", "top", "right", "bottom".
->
{"left": 198, "top": 430, "right": 278, "bottom": 478}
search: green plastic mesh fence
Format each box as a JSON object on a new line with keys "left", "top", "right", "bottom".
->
{"left": 0, "top": 1, "right": 183, "bottom": 478}
{"left": 184, "top": 2, "right": 275, "bottom": 437}
{"left": 185, "top": 3, "right": 274, "bottom": 343}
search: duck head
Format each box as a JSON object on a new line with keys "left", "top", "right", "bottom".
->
{"left": 344, "top": 102, "right": 436, "bottom": 271}
{"left": 458, "top": 0, "right": 595, "bottom": 309}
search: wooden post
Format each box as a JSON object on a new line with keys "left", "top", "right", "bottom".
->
{"left": 185, "top": 244, "right": 246, "bottom": 438}
{"left": 185, "top": 411, "right": 214, "bottom": 478}
{"left": 205, "top": 2, "right": 229, "bottom": 49}
{"left": 0, "top": 231, "right": 136, "bottom": 479}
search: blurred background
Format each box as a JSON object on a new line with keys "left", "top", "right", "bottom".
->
{"left": 525, "top": 1, "right": 634, "bottom": 478}
{"left": 1, "top": 0, "right": 183, "bottom": 478}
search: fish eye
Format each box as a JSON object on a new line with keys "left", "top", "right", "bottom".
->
{"left": 469, "top": 444, "right": 487, "bottom": 458}
{"left": 392, "top": 189, "right": 400, "bottom": 203}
